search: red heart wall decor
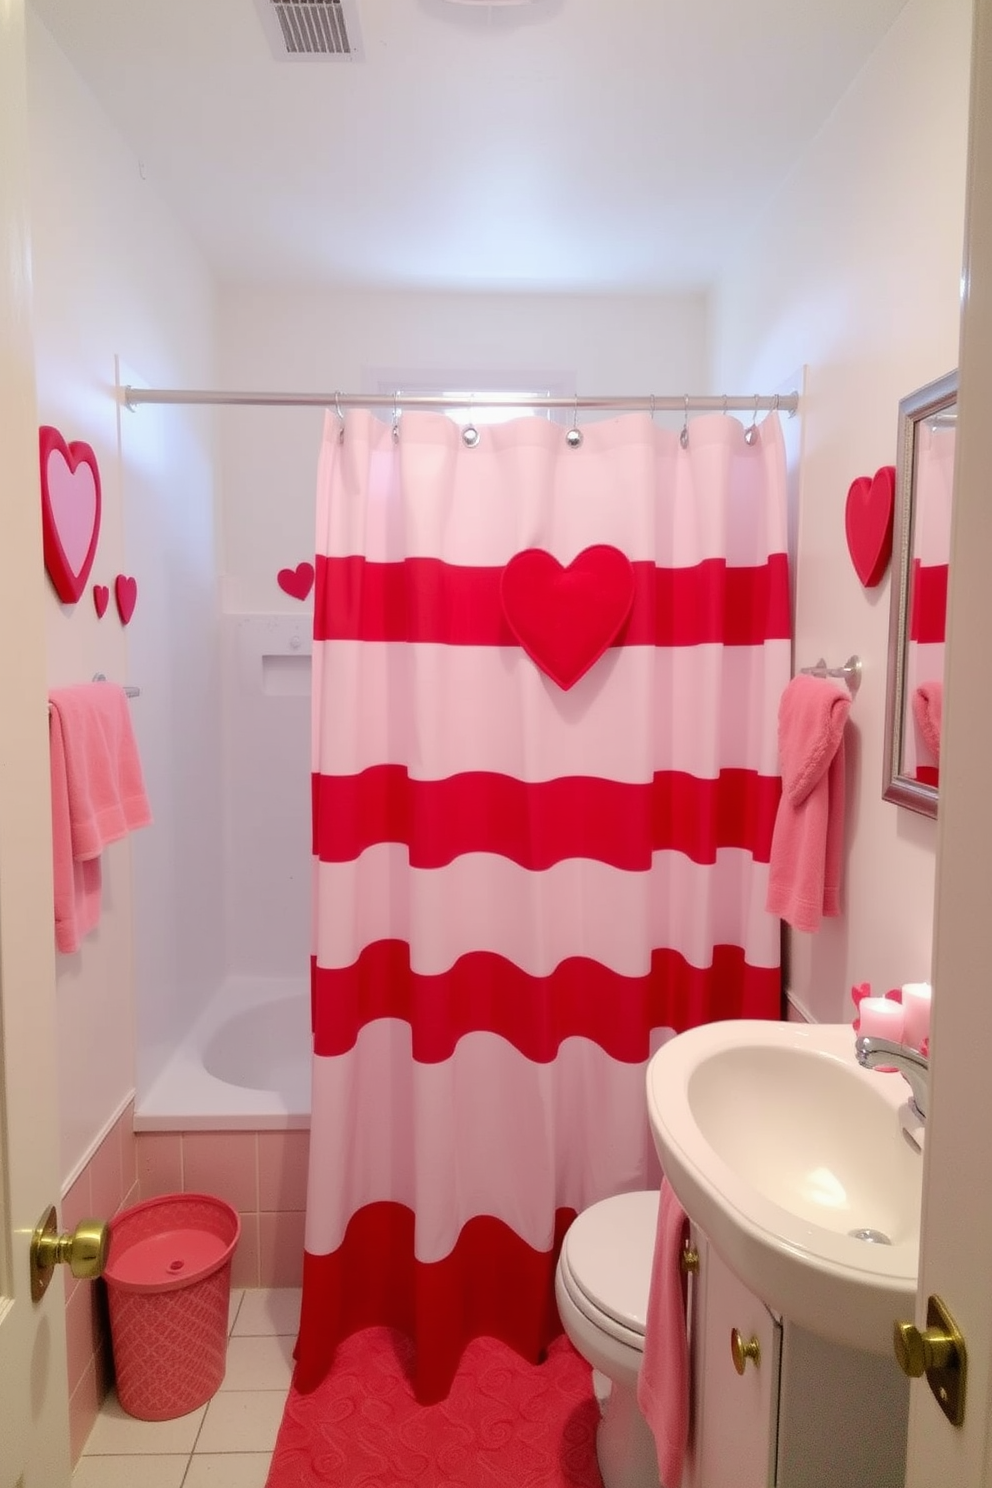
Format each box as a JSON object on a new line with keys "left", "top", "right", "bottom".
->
{"left": 278, "top": 562, "right": 315, "bottom": 601}
{"left": 93, "top": 584, "right": 110, "bottom": 618}
{"left": 845, "top": 465, "right": 895, "bottom": 587}
{"left": 500, "top": 545, "right": 635, "bottom": 690}
{"left": 115, "top": 574, "right": 138, "bottom": 625}
{"left": 39, "top": 425, "right": 102, "bottom": 604}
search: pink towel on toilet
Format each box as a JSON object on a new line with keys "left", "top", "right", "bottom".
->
{"left": 766, "top": 674, "right": 851, "bottom": 933}
{"left": 637, "top": 1178, "right": 690, "bottom": 1488}
{"left": 49, "top": 683, "right": 152, "bottom": 954}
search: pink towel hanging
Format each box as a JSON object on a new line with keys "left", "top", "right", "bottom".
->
{"left": 48, "top": 682, "right": 152, "bottom": 953}
{"left": 912, "top": 679, "right": 943, "bottom": 763}
{"left": 766, "top": 674, "right": 851, "bottom": 933}
{"left": 637, "top": 1177, "right": 691, "bottom": 1488}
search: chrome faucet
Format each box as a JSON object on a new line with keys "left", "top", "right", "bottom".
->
{"left": 855, "top": 1036, "right": 929, "bottom": 1120}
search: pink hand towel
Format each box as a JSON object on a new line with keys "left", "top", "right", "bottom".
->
{"left": 766, "top": 674, "right": 851, "bottom": 933}
{"left": 912, "top": 680, "right": 943, "bottom": 762}
{"left": 49, "top": 706, "right": 102, "bottom": 954}
{"left": 49, "top": 683, "right": 152, "bottom": 858}
{"left": 48, "top": 683, "right": 152, "bottom": 954}
{"left": 637, "top": 1178, "right": 690, "bottom": 1488}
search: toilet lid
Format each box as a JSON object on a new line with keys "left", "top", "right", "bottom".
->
{"left": 562, "top": 1189, "right": 661, "bottom": 1337}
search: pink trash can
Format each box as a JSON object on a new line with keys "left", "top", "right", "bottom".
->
{"left": 104, "top": 1193, "right": 241, "bottom": 1420}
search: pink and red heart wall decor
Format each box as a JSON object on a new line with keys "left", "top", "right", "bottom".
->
{"left": 115, "top": 574, "right": 138, "bottom": 625}
{"left": 40, "top": 425, "right": 140, "bottom": 624}
{"left": 278, "top": 563, "right": 315, "bottom": 601}
{"left": 40, "top": 425, "right": 102, "bottom": 604}
{"left": 92, "top": 577, "right": 138, "bottom": 623}
{"left": 845, "top": 465, "right": 895, "bottom": 588}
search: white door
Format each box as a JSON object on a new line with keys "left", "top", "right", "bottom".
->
{"left": 0, "top": 2, "right": 73, "bottom": 1484}
{"left": 904, "top": 0, "right": 992, "bottom": 1481}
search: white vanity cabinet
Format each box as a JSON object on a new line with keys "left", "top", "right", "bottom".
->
{"left": 684, "top": 1228, "right": 910, "bottom": 1488}
{"left": 684, "top": 1227, "right": 781, "bottom": 1488}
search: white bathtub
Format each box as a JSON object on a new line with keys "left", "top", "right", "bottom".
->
{"left": 134, "top": 977, "right": 311, "bottom": 1131}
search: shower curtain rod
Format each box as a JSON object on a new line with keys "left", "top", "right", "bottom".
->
{"left": 121, "top": 387, "right": 799, "bottom": 415}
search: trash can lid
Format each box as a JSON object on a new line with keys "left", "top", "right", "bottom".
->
{"left": 106, "top": 1225, "right": 230, "bottom": 1292}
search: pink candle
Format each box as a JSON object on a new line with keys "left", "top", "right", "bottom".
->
{"left": 858, "top": 996, "right": 905, "bottom": 1044}
{"left": 901, "top": 982, "right": 932, "bottom": 1052}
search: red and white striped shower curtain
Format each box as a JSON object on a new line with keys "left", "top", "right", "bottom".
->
{"left": 296, "top": 407, "right": 791, "bottom": 1402}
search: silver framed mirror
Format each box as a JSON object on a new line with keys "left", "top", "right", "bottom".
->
{"left": 883, "top": 370, "right": 956, "bottom": 817}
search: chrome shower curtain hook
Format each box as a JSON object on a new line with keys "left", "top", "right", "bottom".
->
{"left": 680, "top": 394, "right": 690, "bottom": 449}
{"left": 462, "top": 393, "right": 480, "bottom": 448}
{"left": 335, "top": 392, "right": 345, "bottom": 442}
{"left": 392, "top": 393, "right": 400, "bottom": 443}
{"left": 566, "top": 394, "right": 583, "bottom": 447}
{"left": 649, "top": 394, "right": 657, "bottom": 424}
{"left": 744, "top": 394, "right": 760, "bottom": 446}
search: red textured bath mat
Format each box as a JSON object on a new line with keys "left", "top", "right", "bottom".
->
{"left": 265, "top": 1326, "right": 601, "bottom": 1487}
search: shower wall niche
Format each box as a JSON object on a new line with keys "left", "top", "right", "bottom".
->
{"left": 222, "top": 612, "right": 312, "bottom": 978}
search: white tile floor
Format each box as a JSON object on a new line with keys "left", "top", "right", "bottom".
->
{"left": 72, "top": 1288, "right": 301, "bottom": 1488}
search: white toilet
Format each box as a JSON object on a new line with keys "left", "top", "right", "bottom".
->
{"left": 555, "top": 1189, "right": 663, "bottom": 1488}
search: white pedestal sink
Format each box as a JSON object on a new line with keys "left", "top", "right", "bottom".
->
{"left": 646, "top": 1020, "right": 923, "bottom": 1355}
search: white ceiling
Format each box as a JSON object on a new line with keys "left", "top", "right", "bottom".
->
{"left": 28, "top": 0, "right": 910, "bottom": 293}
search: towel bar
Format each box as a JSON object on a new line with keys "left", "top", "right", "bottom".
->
{"left": 798, "top": 655, "right": 861, "bottom": 696}
{"left": 47, "top": 678, "right": 141, "bottom": 712}
{"left": 92, "top": 672, "right": 141, "bottom": 698}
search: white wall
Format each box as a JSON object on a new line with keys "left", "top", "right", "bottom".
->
{"left": 215, "top": 287, "right": 709, "bottom": 974}
{"left": 27, "top": 12, "right": 224, "bottom": 1178}
{"left": 712, "top": 0, "right": 971, "bottom": 1023}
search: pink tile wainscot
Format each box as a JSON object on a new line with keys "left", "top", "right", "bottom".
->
{"left": 135, "top": 1128, "right": 309, "bottom": 1288}
{"left": 63, "top": 1101, "right": 139, "bottom": 1465}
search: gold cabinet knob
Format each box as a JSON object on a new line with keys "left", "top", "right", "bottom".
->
{"left": 680, "top": 1246, "right": 699, "bottom": 1275}
{"left": 730, "top": 1326, "right": 761, "bottom": 1375}
{"left": 30, "top": 1206, "right": 109, "bottom": 1301}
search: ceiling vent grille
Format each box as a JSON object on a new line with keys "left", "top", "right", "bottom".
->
{"left": 254, "top": 0, "right": 364, "bottom": 61}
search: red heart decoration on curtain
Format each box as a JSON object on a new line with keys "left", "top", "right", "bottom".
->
{"left": 278, "top": 562, "right": 315, "bottom": 601}
{"left": 39, "top": 426, "right": 102, "bottom": 604}
{"left": 500, "top": 545, "right": 635, "bottom": 690}
{"left": 115, "top": 574, "right": 138, "bottom": 625}
{"left": 845, "top": 465, "right": 895, "bottom": 587}
{"left": 93, "top": 584, "right": 110, "bottom": 618}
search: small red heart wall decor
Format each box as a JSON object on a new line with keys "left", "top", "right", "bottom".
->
{"left": 278, "top": 562, "right": 315, "bottom": 601}
{"left": 39, "top": 425, "right": 102, "bottom": 604}
{"left": 500, "top": 545, "right": 635, "bottom": 690}
{"left": 115, "top": 574, "right": 138, "bottom": 625}
{"left": 845, "top": 465, "right": 895, "bottom": 587}
{"left": 93, "top": 584, "right": 110, "bottom": 618}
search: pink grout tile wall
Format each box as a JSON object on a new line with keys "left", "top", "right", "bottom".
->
{"left": 63, "top": 1111, "right": 309, "bottom": 1465}
{"left": 135, "top": 1127, "right": 310, "bottom": 1290}
{"left": 63, "top": 1099, "right": 140, "bottom": 1465}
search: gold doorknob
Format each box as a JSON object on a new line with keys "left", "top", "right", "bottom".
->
{"left": 894, "top": 1295, "right": 967, "bottom": 1427}
{"left": 730, "top": 1327, "right": 761, "bottom": 1375}
{"left": 895, "top": 1320, "right": 956, "bottom": 1378}
{"left": 30, "top": 1206, "right": 109, "bottom": 1301}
